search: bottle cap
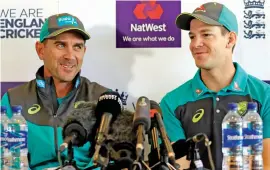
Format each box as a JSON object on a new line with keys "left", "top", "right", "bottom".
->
{"left": 228, "top": 102, "right": 238, "bottom": 111}
{"left": 247, "top": 102, "right": 257, "bottom": 110}
{"left": 1, "top": 106, "right": 7, "bottom": 114}
{"left": 11, "top": 105, "right": 23, "bottom": 113}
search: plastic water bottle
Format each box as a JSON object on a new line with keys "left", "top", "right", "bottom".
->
{"left": 8, "top": 105, "right": 28, "bottom": 170}
{"left": 1, "top": 106, "right": 11, "bottom": 170}
{"left": 243, "top": 102, "right": 263, "bottom": 170}
{"left": 222, "top": 103, "right": 243, "bottom": 170}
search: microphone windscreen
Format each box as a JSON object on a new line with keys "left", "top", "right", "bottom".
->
{"left": 95, "top": 91, "right": 123, "bottom": 120}
{"left": 107, "top": 109, "right": 137, "bottom": 167}
{"left": 133, "top": 96, "right": 151, "bottom": 131}
{"left": 62, "top": 101, "right": 97, "bottom": 146}
{"left": 107, "top": 109, "right": 136, "bottom": 143}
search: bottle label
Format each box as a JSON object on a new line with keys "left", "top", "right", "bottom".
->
{"left": 223, "top": 128, "right": 243, "bottom": 148}
{"left": 243, "top": 121, "right": 263, "bottom": 154}
{"left": 222, "top": 121, "right": 243, "bottom": 156}
{"left": 0, "top": 128, "right": 9, "bottom": 149}
{"left": 7, "top": 131, "right": 28, "bottom": 150}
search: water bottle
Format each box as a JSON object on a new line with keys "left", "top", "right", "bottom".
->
{"left": 222, "top": 103, "right": 243, "bottom": 170}
{"left": 1, "top": 106, "right": 12, "bottom": 170}
{"left": 243, "top": 102, "right": 263, "bottom": 170}
{"left": 8, "top": 105, "right": 28, "bottom": 170}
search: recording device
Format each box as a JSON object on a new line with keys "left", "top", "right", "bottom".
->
{"left": 105, "top": 109, "right": 137, "bottom": 170}
{"left": 61, "top": 101, "right": 97, "bottom": 152}
{"left": 92, "top": 91, "right": 123, "bottom": 167}
{"left": 61, "top": 101, "right": 98, "bottom": 169}
{"left": 185, "top": 133, "right": 214, "bottom": 170}
{"left": 149, "top": 133, "right": 214, "bottom": 170}
{"left": 150, "top": 100, "right": 176, "bottom": 165}
{"left": 149, "top": 108, "right": 160, "bottom": 160}
{"left": 85, "top": 106, "right": 138, "bottom": 170}
{"left": 133, "top": 96, "right": 151, "bottom": 160}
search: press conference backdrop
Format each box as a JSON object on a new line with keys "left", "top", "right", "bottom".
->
{"left": 1, "top": 0, "right": 270, "bottom": 109}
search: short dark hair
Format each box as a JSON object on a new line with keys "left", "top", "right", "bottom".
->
{"left": 220, "top": 27, "right": 235, "bottom": 52}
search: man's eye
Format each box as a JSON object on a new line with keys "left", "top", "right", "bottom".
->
{"left": 75, "top": 45, "right": 82, "bottom": 50}
{"left": 203, "top": 34, "right": 211, "bottom": 37}
{"left": 57, "top": 44, "right": 65, "bottom": 48}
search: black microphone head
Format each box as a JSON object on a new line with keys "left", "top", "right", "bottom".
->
{"left": 95, "top": 91, "right": 123, "bottom": 121}
{"left": 107, "top": 109, "right": 136, "bottom": 143}
{"left": 106, "top": 109, "right": 136, "bottom": 167}
{"left": 150, "top": 100, "right": 162, "bottom": 118}
{"left": 133, "top": 96, "right": 151, "bottom": 131}
{"left": 62, "top": 101, "right": 97, "bottom": 146}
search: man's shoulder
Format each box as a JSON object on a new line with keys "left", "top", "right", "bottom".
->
{"left": 8, "top": 80, "right": 35, "bottom": 94}
{"left": 246, "top": 74, "right": 270, "bottom": 94}
{"left": 246, "top": 74, "right": 270, "bottom": 103}
{"left": 247, "top": 74, "right": 270, "bottom": 90}
{"left": 80, "top": 76, "right": 109, "bottom": 91}
{"left": 79, "top": 77, "right": 110, "bottom": 100}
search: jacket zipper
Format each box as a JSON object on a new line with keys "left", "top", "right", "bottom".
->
{"left": 53, "top": 113, "right": 59, "bottom": 157}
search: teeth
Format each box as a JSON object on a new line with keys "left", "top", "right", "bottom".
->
{"left": 61, "top": 64, "right": 73, "bottom": 68}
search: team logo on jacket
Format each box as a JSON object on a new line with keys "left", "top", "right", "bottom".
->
{"left": 74, "top": 101, "right": 86, "bottom": 108}
{"left": 237, "top": 101, "right": 248, "bottom": 116}
{"left": 192, "top": 109, "right": 205, "bottom": 123}
{"left": 28, "top": 104, "right": 41, "bottom": 115}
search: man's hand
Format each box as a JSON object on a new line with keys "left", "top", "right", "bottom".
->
{"left": 176, "top": 156, "right": 190, "bottom": 170}
{"left": 263, "top": 138, "right": 270, "bottom": 169}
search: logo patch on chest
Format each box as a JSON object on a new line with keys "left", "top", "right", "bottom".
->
{"left": 192, "top": 109, "right": 205, "bottom": 123}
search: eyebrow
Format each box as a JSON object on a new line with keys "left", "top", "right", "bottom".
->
{"left": 53, "top": 40, "right": 85, "bottom": 47}
{"left": 189, "top": 28, "right": 213, "bottom": 36}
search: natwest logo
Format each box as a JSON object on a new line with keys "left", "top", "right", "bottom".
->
{"left": 133, "top": 0, "right": 163, "bottom": 19}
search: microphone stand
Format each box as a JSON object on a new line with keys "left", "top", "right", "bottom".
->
{"left": 184, "top": 141, "right": 204, "bottom": 170}
{"left": 61, "top": 141, "right": 78, "bottom": 170}
{"left": 132, "top": 133, "right": 151, "bottom": 170}
{"left": 85, "top": 143, "right": 110, "bottom": 170}
{"left": 150, "top": 145, "right": 179, "bottom": 170}
{"left": 132, "top": 155, "right": 151, "bottom": 170}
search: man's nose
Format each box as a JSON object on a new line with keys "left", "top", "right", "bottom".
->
{"left": 64, "top": 46, "right": 75, "bottom": 59}
{"left": 191, "top": 37, "right": 204, "bottom": 48}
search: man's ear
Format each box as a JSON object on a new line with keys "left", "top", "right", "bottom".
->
{"left": 226, "top": 32, "right": 237, "bottom": 49}
{"left": 84, "top": 45, "right": 86, "bottom": 54}
{"left": 35, "top": 41, "right": 45, "bottom": 60}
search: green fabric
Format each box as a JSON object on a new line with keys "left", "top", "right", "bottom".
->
{"left": 161, "top": 62, "right": 270, "bottom": 142}
{"left": 219, "top": 5, "right": 238, "bottom": 34}
{"left": 1, "top": 93, "right": 99, "bottom": 170}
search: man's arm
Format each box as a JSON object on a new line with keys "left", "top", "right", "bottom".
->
{"left": 160, "top": 95, "right": 185, "bottom": 142}
{"left": 263, "top": 139, "right": 270, "bottom": 169}
{"left": 261, "top": 88, "right": 270, "bottom": 169}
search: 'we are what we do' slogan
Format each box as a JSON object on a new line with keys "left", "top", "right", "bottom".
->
{"left": 116, "top": 0, "right": 181, "bottom": 48}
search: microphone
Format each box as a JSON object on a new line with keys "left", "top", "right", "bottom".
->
{"left": 150, "top": 100, "right": 176, "bottom": 165}
{"left": 149, "top": 133, "right": 214, "bottom": 169}
{"left": 148, "top": 139, "right": 189, "bottom": 167}
{"left": 187, "top": 133, "right": 210, "bottom": 144}
{"left": 61, "top": 101, "right": 97, "bottom": 152}
{"left": 106, "top": 109, "right": 137, "bottom": 170}
{"left": 92, "top": 91, "right": 123, "bottom": 166}
{"left": 186, "top": 133, "right": 214, "bottom": 170}
{"left": 149, "top": 108, "right": 160, "bottom": 160}
{"left": 133, "top": 96, "right": 151, "bottom": 160}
